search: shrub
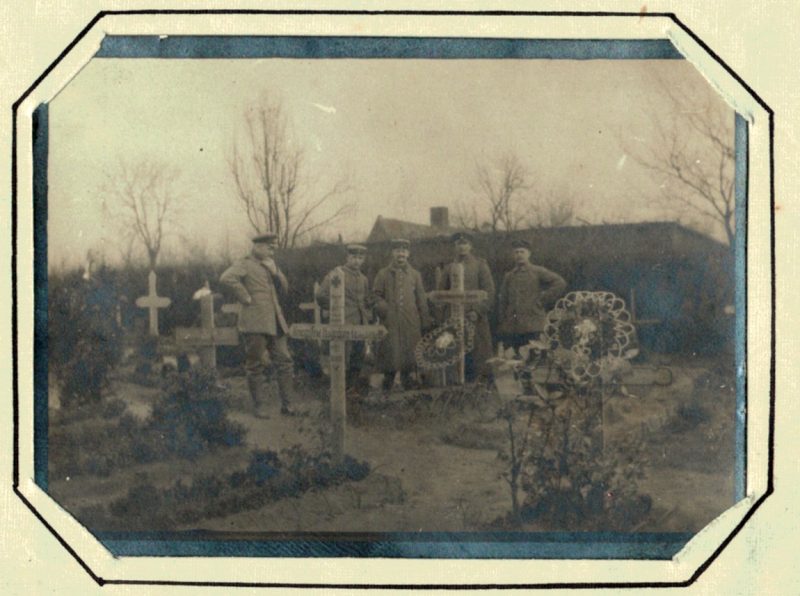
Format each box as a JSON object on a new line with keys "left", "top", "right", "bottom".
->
{"left": 81, "top": 446, "right": 371, "bottom": 531}
{"left": 498, "top": 389, "right": 651, "bottom": 531}
{"left": 147, "top": 370, "right": 245, "bottom": 459}
{"left": 49, "top": 371, "right": 246, "bottom": 479}
{"left": 48, "top": 268, "right": 123, "bottom": 406}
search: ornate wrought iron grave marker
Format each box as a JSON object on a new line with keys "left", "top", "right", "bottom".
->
{"left": 290, "top": 268, "right": 386, "bottom": 462}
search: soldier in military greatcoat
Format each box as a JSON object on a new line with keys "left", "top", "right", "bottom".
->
{"left": 220, "top": 233, "right": 298, "bottom": 417}
{"left": 317, "top": 244, "right": 373, "bottom": 396}
{"left": 372, "top": 239, "right": 432, "bottom": 392}
{"left": 437, "top": 231, "right": 496, "bottom": 382}
{"left": 497, "top": 239, "right": 567, "bottom": 352}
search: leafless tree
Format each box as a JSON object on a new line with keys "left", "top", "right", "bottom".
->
{"left": 228, "top": 98, "right": 352, "bottom": 249}
{"left": 622, "top": 76, "right": 736, "bottom": 245}
{"left": 457, "top": 154, "right": 585, "bottom": 231}
{"left": 529, "top": 188, "right": 581, "bottom": 228}
{"left": 456, "top": 153, "right": 532, "bottom": 233}
{"left": 101, "top": 158, "right": 184, "bottom": 270}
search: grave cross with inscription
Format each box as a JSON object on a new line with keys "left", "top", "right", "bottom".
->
{"left": 289, "top": 268, "right": 387, "bottom": 462}
{"left": 135, "top": 270, "right": 171, "bottom": 336}
{"left": 427, "top": 262, "right": 488, "bottom": 385}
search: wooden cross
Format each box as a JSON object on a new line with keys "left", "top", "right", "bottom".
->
{"left": 175, "top": 293, "right": 239, "bottom": 369}
{"left": 427, "top": 263, "right": 488, "bottom": 385}
{"left": 135, "top": 270, "right": 171, "bottom": 336}
{"left": 289, "top": 268, "right": 387, "bottom": 462}
{"left": 299, "top": 281, "right": 322, "bottom": 346}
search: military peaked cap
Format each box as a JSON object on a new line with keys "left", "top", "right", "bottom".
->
{"left": 346, "top": 244, "right": 368, "bottom": 255}
{"left": 511, "top": 239, "right": 531, "bottom": 249}
{"left": 252, "top": 233, "right": 278, "bottom": 244}
{"left": 451, "top": 231, "right": 473, "bottom": 243}
{"left": 390, "top": 238, "right": 411, "bottom": 249}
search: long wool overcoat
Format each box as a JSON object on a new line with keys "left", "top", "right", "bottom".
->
{"left": 497, "top": 262, "right": 566, "bottom": 335}
{"left": 438, "top": 254, "right": 496, "bottom": 373}
{"left": 372, "top": 263, "right": 431, "bottom": 371}
{"left": 220, "top": 255, "right": 289, "bottom": 335}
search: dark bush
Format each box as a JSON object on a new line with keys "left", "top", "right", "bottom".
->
{"left": 147, "top": 370, "right": 245, "bottom": 459}
{"left": 50, "top": 371, "right": 246, "bottom": 480}
{"left": 498, "top": 393, "right": 651, "bottom": 531}
{"left": 86, "top": 447, "right": 371, "bottom": 531}
{"left": 48, "top": 268, "right": 123, "bottom": 406}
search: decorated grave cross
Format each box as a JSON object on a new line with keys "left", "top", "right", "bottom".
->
{"left": 135, "top": 270, "right": 171, "bottom": 336}
{"left": 427, "top": 263, "right": 488, "bottom": 385}
{"left": 175, "top": 292, "right": 238, "bottom": 369}
{"left": 289, "top": 268, "right": 387, "bottom": 462}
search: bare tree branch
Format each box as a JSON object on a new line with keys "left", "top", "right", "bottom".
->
{"left": 101, "top": 158, "right": 183, "bottom": 270}
{"left": 620, "top": 75, "right": 736, "bottom": 245}
{"left": 229, "top": 96, "right": 353, "bottom": 248}
{"left": 472, "top": 153, "right": 532, "bottom": 233}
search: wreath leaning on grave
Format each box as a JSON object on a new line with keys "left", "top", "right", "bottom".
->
{"left": 415, "top": 317, "right": 476, "bottom": 370}
{"left": 542, "top": 291, "right": 638, "bottom": 387}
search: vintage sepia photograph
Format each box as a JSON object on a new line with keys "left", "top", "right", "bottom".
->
{"left": 40, "top": 38, "right": 743, "bottom": 555}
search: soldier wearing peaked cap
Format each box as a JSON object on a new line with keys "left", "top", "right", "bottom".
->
{"left": 317, "top": 244, "right": 374, "bottom": 396}
{"left": 372, "top": 238, "right": 431, "bottom": 391}
{"left": 437, "top": 231, "right": 496, "bottom": 382}
{"left": 220, "top": 233, "right": 298, "bottom": 417}
{"left": 498, "top": 238, "right": 567, "bottom": 351}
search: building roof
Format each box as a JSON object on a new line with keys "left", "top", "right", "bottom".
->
{"left": 366, "top": 216, "right": 461, "bottom": 244}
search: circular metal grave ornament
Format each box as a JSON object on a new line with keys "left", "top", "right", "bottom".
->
{"left": 543, "top": 291, "right": 637, "bottom": 386}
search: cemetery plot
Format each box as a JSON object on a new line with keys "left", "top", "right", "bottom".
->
{"left": 46, "top": 271, "right": 737, "bottom": 537}
{"left": 47, "top": 349, "right": 736, "bottom": 535}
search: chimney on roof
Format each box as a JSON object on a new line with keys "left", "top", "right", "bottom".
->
{"left": 430, "top": 207, "right": 449, "bottom": 229}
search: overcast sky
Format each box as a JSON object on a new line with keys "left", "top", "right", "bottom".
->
{"left": 48, "top": 57, "right": 732, "bottom": 269}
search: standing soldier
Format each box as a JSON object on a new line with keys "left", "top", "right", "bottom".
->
{"left": 372, "top": 238, "right": 432, "bottom": 392}
{"left": 498, "top": 239, "right": 567, "bottom": 352}
{"left": 317, "top": 244, "right": 373, "bottom": 396}
{"left": 220, "top": 233, "right": 297, "bottom": 417}
{"left": 438, "top": 231, "right": 496, "bottom": 382}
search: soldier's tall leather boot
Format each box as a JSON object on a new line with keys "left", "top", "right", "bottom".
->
{"left": 247, "top": 375, "right": 270, "bottom": 419}
{"left": 276, "top": 371, "right": 298, "bottom": 416}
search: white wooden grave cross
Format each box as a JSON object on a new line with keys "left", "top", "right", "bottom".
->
{"left": 289, "top": 268, "right": 387, "bottom": 462}
{"left": 135, "top": 270, "right": 171, "bottom": 336}
{"left": 298, "top": 281, "right": 322, "bottom": 346}
{"left": 175, "top": 293, "right": 239, "bottom": 369}
{"left": 427, "top": 263, "right": 488, "bottom": 385}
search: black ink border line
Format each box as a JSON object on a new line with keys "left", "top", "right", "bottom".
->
{"left": 10, "top": 8, "right": 775, "bottom": 590}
